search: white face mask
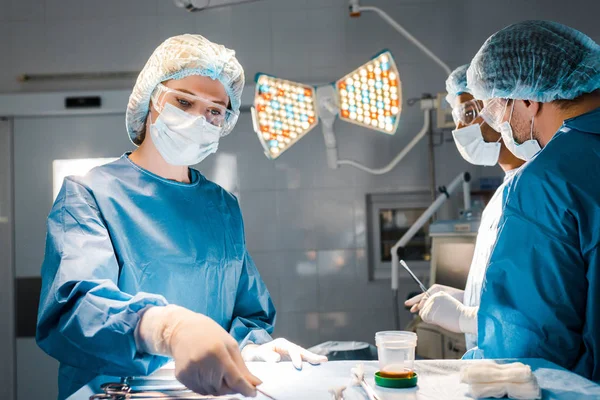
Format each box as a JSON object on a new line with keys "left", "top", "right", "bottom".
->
{"left": 499, "top": 102, "right": 541, "bottom": 162}
{"left": 150, "top": 103, "right": 221, "bottom": 166}
{"left": 452, "top": 123, "right": 501, "bottom": 166}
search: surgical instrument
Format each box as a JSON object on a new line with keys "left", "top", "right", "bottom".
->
{"left": 350, "top": 364, "right": 381, "bottom": 400}
{"left": 400, "top": 260, "right": 429, "bottom": 297}
{"left": 89, "top": 382, "right": 277, "bottom": 400}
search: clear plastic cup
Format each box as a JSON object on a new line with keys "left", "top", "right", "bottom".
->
{"left": 375, "top": 331, "right": 417, "bottom": 378}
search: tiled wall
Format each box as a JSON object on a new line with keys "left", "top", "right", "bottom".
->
{"left": 3, "top": 4, "right": 600, "bottom": 399}
{"left": 2, "top": 0, "right": 482, "bottom": 348}
{"left": 200, "top": 112, "right": 478, "bottom": 347}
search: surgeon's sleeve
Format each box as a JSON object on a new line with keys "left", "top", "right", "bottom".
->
{"left": 230, "top": 250, "right": 276, "bottom": 348}
{"left": 477, "top": 203, "right": 588, "bottom": 370}
{"left": 583, "top": 246, "right": 600, "bottom": 381}
{"left": 36, "top": 179, "right": 170, "bottom": 377}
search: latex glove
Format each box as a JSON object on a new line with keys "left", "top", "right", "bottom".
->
{"left": 418, "top": 292, "right": 478, "bottom": 334}
{"left": 241, "top": 338, "right": 328, "bottom": 370}
{"left": 404, "top": 284, "right": 464, "bottom": 313}
{"left": 135, "top": 305, "right": 260, "bottom": 397}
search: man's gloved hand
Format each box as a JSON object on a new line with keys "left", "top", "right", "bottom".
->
{"left": 405, "top": 284, "right": 465, "bottom": 313}
{"left": 418, "top": 291, "right": 478, "bottom": 333}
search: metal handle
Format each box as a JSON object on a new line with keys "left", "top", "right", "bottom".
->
{"left": 90, "top": 382, "right": 240, "bottom": 399}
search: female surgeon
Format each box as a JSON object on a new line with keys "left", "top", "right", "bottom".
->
{"left": 36, "top": 34, "right": 326, "bottom": 400}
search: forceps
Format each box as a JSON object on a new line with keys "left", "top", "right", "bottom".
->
{"left": 90, "top": 382, "right": 277, "bottom": 400}
{"left": 400, "top": 260, "right": 429, "bottom": 298}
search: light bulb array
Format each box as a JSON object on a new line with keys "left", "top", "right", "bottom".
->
{"left": 336, "top": 51, "right": 401, "bottom": 134}
{"left": 252, "top": 74, "right": 318, "bottom": 159}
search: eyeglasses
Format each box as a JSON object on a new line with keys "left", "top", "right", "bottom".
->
{"left": 479, "top": 98, "right": 511, "bottom": 132}
{"left": 151, "top": 83, "right": 239, "bottom": 136}
{"left": 451, "top": 99, "right": 483, "bottom": 126}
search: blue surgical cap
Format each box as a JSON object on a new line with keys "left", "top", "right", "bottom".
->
{"left": 467, "top": 20, "right": 600, "bottom": 102}
{"left": 445, "top": 64, "right": 470, "bottom": 106}
{"left": 126, "top": 34, "right": 245, "bottom": 145}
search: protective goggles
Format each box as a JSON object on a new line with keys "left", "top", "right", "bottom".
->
{"left": 151, "top": 83, "right": 239, "bottom": 137}
{"left": 479, "top": 98, "right": 511, "bottom": 132}
{"left": 451, "top": 99, "right": 483, "bottom": 126}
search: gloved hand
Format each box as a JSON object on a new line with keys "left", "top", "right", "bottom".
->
{"left": 418, "top": 292, "right": 478, "bottom": 334}
{"left": 135, "top": 305, "right": 260, "bottom": 397}
{"left": 404, "top": 284, "right": 465, "bottom": 313}
{"left": 241, "top": 338, "right": 328, "bottom": 370}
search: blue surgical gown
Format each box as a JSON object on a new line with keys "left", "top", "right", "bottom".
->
{"left": 473, "top": 107, "right": 600, "bottom": 381}
{"left": 36, "top": 153, "right": 276, "bottom": 399}
{"left": 463, "top": 168, "right": 518, "bottom": 351}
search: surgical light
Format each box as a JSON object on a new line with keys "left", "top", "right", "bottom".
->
{"left": 336, "top": 51, "right": 401, "bottom": 135}
{"left": 251, "top": 74, "right": 318, "bottom": 159}
{"left": 251, "top": 50, "right": 402, "bottom": 160}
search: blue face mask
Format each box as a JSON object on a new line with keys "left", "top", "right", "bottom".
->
{"left": 150, "top": 103, "right": 220, "bottom": 166}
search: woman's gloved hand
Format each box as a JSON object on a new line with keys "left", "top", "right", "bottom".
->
{"left": 404, "top": 284, "right": 465, "bottom": 313}
{"left": 135, "top": 305, "right": 261, "bottom": 397}
{"left": 241, "top": 338, "right": 328, "bottom": 370}
{"left": 417, "top": 292, "right": 478, "bottom": 334}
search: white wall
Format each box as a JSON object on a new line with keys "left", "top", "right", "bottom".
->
{"left": 3, "top": 0, "right": 600, "bottom": 399}
{"left": 0, "top": 120, "right": 15, "bottom": 400}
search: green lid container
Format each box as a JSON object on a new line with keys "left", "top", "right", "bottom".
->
{"left": 374, "top": 371, "right": 418, "bottom": 389}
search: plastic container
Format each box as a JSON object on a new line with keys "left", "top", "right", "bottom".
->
{"left": 375, "top": 331, "right": 417, "bottom": 378}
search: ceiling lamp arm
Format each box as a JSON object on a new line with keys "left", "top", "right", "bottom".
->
{"left": 349, "top": 1, "right": 451, "bottom": 76}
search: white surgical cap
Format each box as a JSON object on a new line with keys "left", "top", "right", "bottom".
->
{"left": 126, "top": 34, "right": 245, "bottom": 145}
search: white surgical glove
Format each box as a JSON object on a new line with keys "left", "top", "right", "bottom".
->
{"left": 135, "top": 305, "right": 260, "bottom": 398}
{"left": 404, "top": 284, "right": 465, "bottom": 313}
{"left": 418, "top": 292, "right": 478, "bottom": 334}
{"left": 241, "top": 338, "right": 328, "bottom": 370}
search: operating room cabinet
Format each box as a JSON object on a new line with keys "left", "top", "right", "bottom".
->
{"left": 408, "top": 221, "right": 478, "bottom": 360}
{"left": 12, "top": 113, "right": 130, "bottom": 400}
{"left": 367, "top": 191, "right": 432, "bottom": 281}
{"left": 415, "top": 324, "right": 466, "bottom": 360}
